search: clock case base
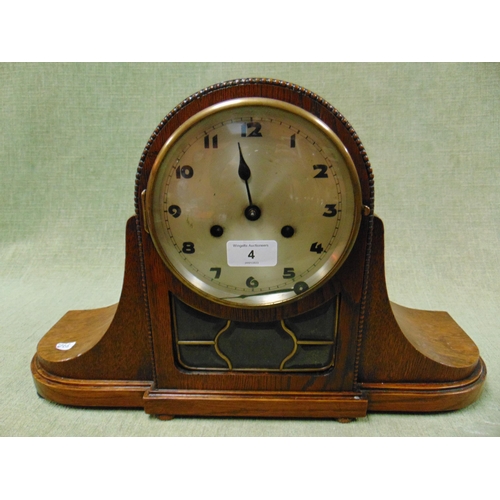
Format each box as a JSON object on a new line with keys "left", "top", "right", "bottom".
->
{"left": 31, "top": 215, "right": 486, "bottom": 419}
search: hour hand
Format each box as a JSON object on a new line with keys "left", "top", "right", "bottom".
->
{"left": 237, "top": 143, "right": 261, "bottom": 221}
{"left": 238, "top": 142, "right": 253, "bottom": 205}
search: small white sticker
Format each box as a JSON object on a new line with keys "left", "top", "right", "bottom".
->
{"left": 227, "top": 240, "right": 278, "bottom": 267}
{"left": 56, "top": 341, "right": 76, "bottom": 351}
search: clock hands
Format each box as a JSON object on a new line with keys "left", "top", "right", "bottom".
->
{"left": 211, "top": 143, "right": 298, "bottom": 297}
{"left": 225, "top": 288, "right": 295, "bottom": 300}
{"left": 237, "top": 143, "right": 261, "bottom": 221}
{"left": 238, "top": 142, "right": 253, "bottom": 205}
{"left": 236, "top": 143, "right": 294, "bottom": 234}
{"left": 212, "top": 143, "right": 292, "bottom": 238}
{"left": 224, "top": 282, "right": 309, "bottom": 300}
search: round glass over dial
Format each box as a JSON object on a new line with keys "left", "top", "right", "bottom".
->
{"left": 145, "top": 98, "right": 362, "bottom": 307}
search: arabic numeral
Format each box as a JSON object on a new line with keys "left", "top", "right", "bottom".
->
{"left": 310, "top": 242, "right": 324, "bottom": 254}
{"left": 241, "top": 122, "right": 262, "bottom": 137}
{"left": 210, "top": 267, "right": 221, "bottom": 279}
{"left": 204, "top": 134, "right": 218, "bottom": 149}
{"left": 313, "top": 164, "right": 328, "bottom": 178}
{"left": 167, "top": 205, "right": 181, "bottom": 218}
{"left": 182, "top": 242, "right": 195, "bottom": 254}
{"left": 246, "top": 276, "right": 259, "bottom": 288}
{"left": 322, "top": 204, "right": 337, "bottom": 217}
{"left": 283, "top": 267, "right": 295, "bottom": 279}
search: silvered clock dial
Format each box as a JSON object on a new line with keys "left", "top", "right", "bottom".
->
{"left": 145, "top": 98, "right": 362, "bottom": 307}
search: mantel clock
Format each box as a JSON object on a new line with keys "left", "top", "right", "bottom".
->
{"left": 31, "top": 79, "right": 486, "bottom": 420}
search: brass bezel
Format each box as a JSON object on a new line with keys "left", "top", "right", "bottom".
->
{"left": 145, "top": 97, "right": 363, "bottom": 308}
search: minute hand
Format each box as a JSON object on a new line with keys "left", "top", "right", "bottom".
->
{"left": 238, "top": 142, "right": 253, "bottom": 206}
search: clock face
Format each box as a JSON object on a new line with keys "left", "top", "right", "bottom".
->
{"left": 146, "top": 98, "right": 362, "bottom": 307}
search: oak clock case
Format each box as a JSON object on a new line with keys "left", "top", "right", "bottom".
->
{"left": 31, "top": 79, "right": 486, "bottom": 420}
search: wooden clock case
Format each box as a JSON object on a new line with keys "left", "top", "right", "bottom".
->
{"left": 31, "top": 79, "right": 486, "bottom": 420}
